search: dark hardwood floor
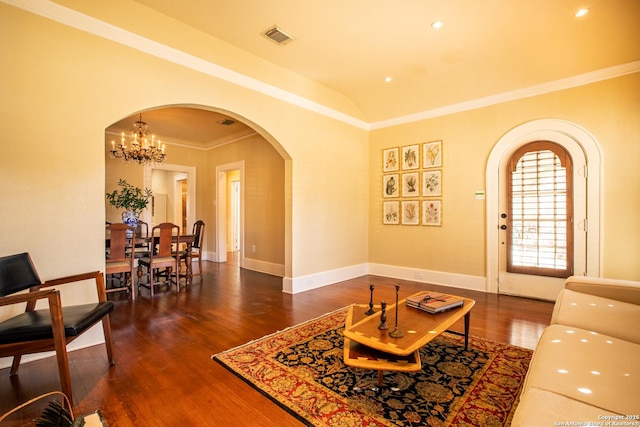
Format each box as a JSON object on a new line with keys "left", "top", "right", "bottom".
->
{"left": 0, "top": 259, "right": 554, "bottom": 426}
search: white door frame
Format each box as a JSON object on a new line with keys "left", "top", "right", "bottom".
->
{"left": 173, "top": 173, "right": 188, "bottom": 232}
{"left": 215, "top": 161, "right": 245, "bottom": 264}
{"left": 486, "top": 119, "right": 603, "bottom": 294}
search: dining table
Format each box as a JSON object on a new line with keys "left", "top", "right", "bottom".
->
{"left": 106, "top": 232, "right": 196, "bottom": 283}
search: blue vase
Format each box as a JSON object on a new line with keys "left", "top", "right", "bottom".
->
{"left": 121, "top": 211, "right": 139, "bottom": 237}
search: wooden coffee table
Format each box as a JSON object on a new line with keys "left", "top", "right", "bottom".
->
{"left": 343, "top": 304, "right": 422, "bottom": 386}
{"left": 344, "top": 292, "right": 475, "bottom": 357}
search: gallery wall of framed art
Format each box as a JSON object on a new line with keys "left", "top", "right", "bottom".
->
{"left": 382, "top": 141, "right": 442, "bottom": 226}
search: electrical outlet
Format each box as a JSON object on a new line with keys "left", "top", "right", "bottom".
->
{"left": 252, "top": 245, "right": 256, "bottom": 252}
{"left": 415, "top": 273, "right": 423, "bottom": 280}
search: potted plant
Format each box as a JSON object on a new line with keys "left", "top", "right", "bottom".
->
{"left": 106, "top": 179, "right": 153, "bottom": 231}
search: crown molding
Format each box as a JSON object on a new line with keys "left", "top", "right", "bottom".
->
{"left": 5, "top": 0, "right": 639, "bottom": 132}
{"left": 369, "top": 61, "right": 640, "bottom": 130}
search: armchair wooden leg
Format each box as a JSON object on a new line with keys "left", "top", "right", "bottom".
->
{"left": 55, "top": 345, "right": 73, "bottom": 404}
{"left": 102, "top": 315, "right": 115, "bottom": 365}
{"left": 49, "top": 291, "right": 73, "bottom": 402}
{"left": 9, "top": 355, "right": 22, "bottom": 375}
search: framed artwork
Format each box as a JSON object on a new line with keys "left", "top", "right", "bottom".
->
{"left": 401, "top": 172, "right": 419, "bottom": 197}
{"left": 402, "top": 144, "right": 420, "bottom": 170}
{"left": 422, "top": 200, "right": 442, "bottom": 226}
{"left": 383, "top": 174, "right": 399, "bottom": 198}
{"left": 382, "top": 147, "right": 399, "bottom": 172}
{"left": 383, "top": 201, "right": 400, "bottom": 224}
{"left": 422, "top": 170, "right": 442, "bottom": 197}
{"left": 401, "top": 200, "right": 420, "bottom": 225}
{"left": 423, "top": 140, "right": 442, "bottom": 168}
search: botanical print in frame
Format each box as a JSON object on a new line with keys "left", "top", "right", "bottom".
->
{"left": 423, "top": 140, "right": 442, "bottom": 168}
{"left": 402, "top": 144, "right": 420, "bottom": 170}
{"left": 383, "top": 174, "right": 399, "bottom": 198}
{"left": 401, "top": 200, "right": 420, "bottom": 225}
{"left": 422, "top": 200, "right": 442, "bottom": 226}
{"left": 422, "top": 169, "right": 442, "bottom": 197}
{"left": 401, "top": 172, "right": 420, "bottom": 197}
{"left": 383, "top": 201, "right": 400, "bottom": 224}
{"left": 383, "top": 147, "right": 399, "bottom": 172}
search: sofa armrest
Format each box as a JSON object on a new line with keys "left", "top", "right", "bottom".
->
{"left": 564, "top": 275, "right": 640, "bottom": 305}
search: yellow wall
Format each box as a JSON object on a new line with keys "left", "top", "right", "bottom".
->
{"left": 370, "top": 72, "right": 640, "bottom": 281}
{"left": 0, "top": 3, "right": 369, "bottom": 299}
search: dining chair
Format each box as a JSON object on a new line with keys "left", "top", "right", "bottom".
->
{"left": 188, "top": 220, "right": 205, "bottom": 278}
{"left": 137, "top": 222, "right": 180, "bottom": 296}
{"left": 0, "top": 253, "right": 115, "bottom": 403}
{"left": 132, "top": 220, "right": 150, "bottom": 257}
{"left": 105, "top": 223, "right": 136, "bottom": 299}
{"left": 177, "top": 220, "right": 204, "bottom": 279}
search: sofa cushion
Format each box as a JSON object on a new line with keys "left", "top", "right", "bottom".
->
{"left": 511, "top": 387, "right": 620, "bottom": 426}
{"left": 552, "top": 289, "right": 640, "bottom": 344}
{"left": 519, "top": 325, "right": 639, "bottom": 416}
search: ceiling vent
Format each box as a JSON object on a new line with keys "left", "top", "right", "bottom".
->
{"left": 263, "top": 26, "right": 295, "bottom": 45}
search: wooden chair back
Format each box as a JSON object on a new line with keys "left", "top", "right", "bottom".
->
{"left": 192, "top": 220, "right": 205, "bottom": 250}
{"left": 106, "top": 223, "right": 135, "bottom": 262}
{"left": 154, "top": 222, "right": 179, "bottom": 257}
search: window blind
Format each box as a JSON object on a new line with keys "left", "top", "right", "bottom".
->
{"left": 507, "top": 143, "right": 573, "bottom": 278}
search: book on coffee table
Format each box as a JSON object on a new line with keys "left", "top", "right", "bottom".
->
{"left": 406, "top": 291, "right": 464, "bottom": 314}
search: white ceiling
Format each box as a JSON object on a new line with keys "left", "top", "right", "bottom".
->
{"left": 108, "top": 0, "right": 640, "bottom": 147}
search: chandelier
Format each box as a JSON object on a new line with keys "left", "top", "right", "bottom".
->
{"left": 109, "top": 113, "right": 167, "bottom": 165}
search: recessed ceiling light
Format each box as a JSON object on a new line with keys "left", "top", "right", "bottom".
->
{"left": 385, "top": 76, "right": 392, "bottom": 83}
{"left": 431, "top": 21, "right": 443, "bottom": 30}
{"left": 575, "top": 8, "right": 589, "bottom": 17}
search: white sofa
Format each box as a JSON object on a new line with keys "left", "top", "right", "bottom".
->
{"left": 512, "top": 276, "right": 640, "bottom": 426}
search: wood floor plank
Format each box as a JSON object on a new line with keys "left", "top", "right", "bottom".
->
{"left": 0, "top": 260, "right": 554, "bottom": 426}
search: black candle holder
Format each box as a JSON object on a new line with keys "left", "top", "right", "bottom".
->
{"left": 365, "top": 284, "right": 376, "bottom": 315}
{"left": 378, "top": 301, "right": 389, "bottom": 330}
{"left": 388, "top": 284, "right": 404, "bottom": 338}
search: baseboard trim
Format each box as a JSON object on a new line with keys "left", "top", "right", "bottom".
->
{"left": 368, "top": 263, "right": 487, "bottom": 292}
{"left": 243, "top": 257, "right": 285, "bottom": 277}
{"left": 283, "top": 263, "right": 369, "bottom": 294}
{"left": 281, "top": 263, "right": 486, "bottom": 294}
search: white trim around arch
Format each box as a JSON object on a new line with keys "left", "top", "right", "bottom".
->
{"left": 485, "top": 119, "right": 603, "bottom": 294}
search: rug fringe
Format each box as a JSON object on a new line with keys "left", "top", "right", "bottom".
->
{"left": 211, "top": 305, "right": 350, "bottom": 360}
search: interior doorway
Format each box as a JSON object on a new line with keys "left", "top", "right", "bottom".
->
{"left": 143, "top": 164, "right": 196, "bottom": 234}
{"left": 176, "top": 176, "right": 188, "bottom": 234}
{"left": 229, "top": 177, "right": 240, "bottom": 253}
{"left": 216, "top": 161, "right": 244, "bottom": 265}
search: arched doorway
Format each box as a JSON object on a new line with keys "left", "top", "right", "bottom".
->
{"left": 106, "top": 105, "right": 291, "bottom": 290}
{"left": 486, "top": 119, "right": 602, "bottom": 299}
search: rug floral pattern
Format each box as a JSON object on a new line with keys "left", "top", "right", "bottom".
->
{"left": 213, "top": 307, "right": 531, "bottom": 426}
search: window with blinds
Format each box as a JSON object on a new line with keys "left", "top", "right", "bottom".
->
{"left": 507, "top": 141, "right": 573, "bottom": 278}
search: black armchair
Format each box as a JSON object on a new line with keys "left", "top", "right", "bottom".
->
{"left": 0, "top": 253, "right": 115, "bottom": 402}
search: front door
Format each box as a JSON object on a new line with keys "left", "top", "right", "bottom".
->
{"left": 497, "top": 141, "right": 579, "bottom": 300}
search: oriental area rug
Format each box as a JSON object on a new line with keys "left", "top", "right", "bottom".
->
{"left": 212, "top": 307, "right": 532, "bottom": 427}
